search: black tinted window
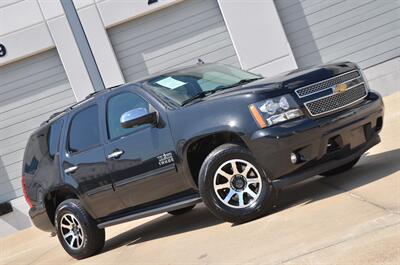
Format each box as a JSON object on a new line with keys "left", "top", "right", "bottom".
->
{"left": 68, "top": 105, "right": 100, "bottom": 153}
{"left": 48, "top": 118, "right": 63, "bottom": 158}
{"left": 107, "top": 93, "right": 149, "bottom": 139}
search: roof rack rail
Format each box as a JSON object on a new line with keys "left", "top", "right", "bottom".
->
{"left": 85, "top": 90, "right": 103, "bottom": 99}
{"left": 48, "top": 111, "right": 62, "bottom": 120}
{"left": 42, "top": 87, "right": 117, "bottom": 125}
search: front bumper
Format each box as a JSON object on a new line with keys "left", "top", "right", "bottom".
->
{"left": 247, "top": 91, "right": 384, "bottom": 189}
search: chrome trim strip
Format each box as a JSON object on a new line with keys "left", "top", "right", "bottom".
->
{"left": 114, "top": 163, "right": 176, "bottom": 188}
{"left": 295, "top": 70, "right": 360, "bottom": 98}
{"left": 87, "top": 184, "right": 113, "bottom": 197}
{"left": 304, "top": 83, "right": 367, "bottom": 117}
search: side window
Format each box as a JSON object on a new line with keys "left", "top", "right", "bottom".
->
{"left": 68, "top": 105, "right": 100, "bottom": 153}
{"left": 107, "top": 92, "right": 149, "bottom": 139}
{"left": 48, "top": 118, "right": 63, "bottom": 158}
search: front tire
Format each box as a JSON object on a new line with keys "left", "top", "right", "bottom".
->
{"left": 199, "top": 144, "right": 276, "bottom": 223}
{"left": 55, "top": 199, "right": 105, "bottom": 259}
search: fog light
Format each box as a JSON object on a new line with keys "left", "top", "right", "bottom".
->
{"left": 290, "top": 153, "right": 298, "bottom": 164}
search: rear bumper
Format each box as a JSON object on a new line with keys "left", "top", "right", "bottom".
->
{"left": 247, "top": 91, "right": 384, "bottom": 188}
{"left": 29, "top": 204, "right": 55, "bottom": 233}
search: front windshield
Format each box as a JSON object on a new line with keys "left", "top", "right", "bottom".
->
{"left": 143, "top": 64, "right": 262, "bottom": 106}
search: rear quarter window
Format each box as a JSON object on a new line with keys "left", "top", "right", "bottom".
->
{"left": 23, "top": 118, "right": 64, "bottom": 175}
{"left": 23, "top": 134, "right": 40, "bottom": 175}
{"left": 48, "top": 118, "right": 64, "bottom": 158}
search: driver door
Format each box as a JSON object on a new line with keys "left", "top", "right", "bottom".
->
{"left": 103, "top": 90, "right": 189, "bottom": 209}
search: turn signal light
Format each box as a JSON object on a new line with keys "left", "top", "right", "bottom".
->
{"left": 249, "top": 105, "right": 267, "bottom": 128}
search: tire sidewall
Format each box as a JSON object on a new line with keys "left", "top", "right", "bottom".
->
{"left": 199, "top": 144, "right": 274, "bottom": 222}
{"left": 55, "top": 200, "right": 93, "bottom": 258}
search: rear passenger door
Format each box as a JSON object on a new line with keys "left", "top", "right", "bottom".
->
{"left": 61, "top": 104, "right": 125, "bottom": 219}
{"left": 103, "top": 90, "right": 189, "bottom": 209}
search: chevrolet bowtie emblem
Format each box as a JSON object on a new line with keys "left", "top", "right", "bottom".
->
{"left": 334, "top": 83, "right": 348, "bottom": 94}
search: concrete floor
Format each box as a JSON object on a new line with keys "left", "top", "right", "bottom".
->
{"left": 1, "top": 93, "right": 399, "bottom": 265}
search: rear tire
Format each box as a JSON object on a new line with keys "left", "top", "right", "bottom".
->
{"left": 168, "top": 205, "right": 195, "bottom": 216}
{"left": 321, "top": 156, "right": 361, "bottom": 176}
{"left": 55, "top": 199, "right": 105, "bottom": 259}
{"left": 199, "top": 144, "right": 276, "bottom": 224}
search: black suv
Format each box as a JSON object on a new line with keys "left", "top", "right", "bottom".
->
{"left": 22, "top": 63, "right": 383, "bottom": 259}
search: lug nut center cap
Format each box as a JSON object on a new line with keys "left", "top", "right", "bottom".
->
{"left": 231, "top": 175, "right": 246, "bottom": 190}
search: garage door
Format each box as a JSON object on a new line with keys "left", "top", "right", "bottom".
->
{"left": 275, "top": 0, "right": 400, "bottom": 69}
{"left": 0, "top": 49, "right": 76, "bottom": 202}
{"left": 108, "top": 0, "right": 240, "bottom": 82}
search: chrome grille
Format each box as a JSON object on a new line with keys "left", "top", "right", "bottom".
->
{"left": 295, "top": 70, "right": 360, "bottom": 98}
{"left": 304, "top": 83, "right": 367, "bottom": 116}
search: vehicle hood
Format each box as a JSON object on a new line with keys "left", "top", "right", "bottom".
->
{"left": 203, "top": 61, "right": 359, "bottom": 100}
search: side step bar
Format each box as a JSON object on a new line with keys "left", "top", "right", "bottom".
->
{"left": 97, "top": 195, "right": 202, "bottom": 229}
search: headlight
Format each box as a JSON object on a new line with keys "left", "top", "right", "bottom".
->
{"left": 249, "top": 95, "right": 303, "bottom": 128}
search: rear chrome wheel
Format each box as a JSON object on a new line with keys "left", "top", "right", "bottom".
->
{"left": 213, "top": 159, "right": 262, "bottom": 209}
{"left": 60, "top": 213, "right": 84, "bottom": 250}
{"left": 55, "top": 199, "right": 105, "bottom": 259}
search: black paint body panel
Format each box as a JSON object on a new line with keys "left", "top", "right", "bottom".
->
{"left": 23, "top": 62, "right": 384, "bottom": 232}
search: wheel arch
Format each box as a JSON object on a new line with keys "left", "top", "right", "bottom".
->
{"left": 183, "top": 131, "right": 249, "bottom": 188}
{"left": 44, "top": 185, "right": 80, "bottom": 225}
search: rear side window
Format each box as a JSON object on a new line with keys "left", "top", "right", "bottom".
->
{"left": 48, "top": 118, "right": 63, "bottom": 158}
{"left": 68, "top": 105, "right": 100, "bottom": 153}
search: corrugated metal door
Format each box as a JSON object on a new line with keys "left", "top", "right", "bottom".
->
{"left": 275, "top": 0, "right": 400, "bottom": 69}
{"left": 108, "top": 0, "right": 240, "bottom": 82}
{"left": 0, "top": 49, "right": 76, "bottom": 202}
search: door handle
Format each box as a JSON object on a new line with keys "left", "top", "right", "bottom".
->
{"left": 107, "top": 150, "right": 124, "bottom": 159}
{"left": 64, "top": 166, "right": 78, "bottom": 174}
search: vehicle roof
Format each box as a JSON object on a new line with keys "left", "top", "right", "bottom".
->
{"left": 40, "top": 62, "right": 221, "bottom": 127}
{"left": 39, "top": 88, "right": 114, "bottom": 127}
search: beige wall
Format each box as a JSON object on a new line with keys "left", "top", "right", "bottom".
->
{"left": 0, "top": 0, "right": 184, "bottom": 100}
{"left": 0, "top": 0, "right": 297, "bottom": 100}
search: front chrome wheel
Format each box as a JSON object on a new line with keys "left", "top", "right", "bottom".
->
{"left": 60, "top": 213, "right": 84, "bottom": 250}
{"left": 213, "top": 159, "right": 262, "bottom": 209}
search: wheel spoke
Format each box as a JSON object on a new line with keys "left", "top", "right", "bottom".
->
{"left": 245, "top": 188, "right": 258, "bottom": 199}
{"left": 63, "top": 216, "right": 73, "bottom": 225}
{"left": 217, "top": 168, "right": 233, "bottom": 180}
{"left": 231, "top": 161, "right": 239, "bottom": 175}
{"left": 247, "top": 178, "right": 260, "bottom": 185}
{"left": 224, "top": 189, "right": 236, "bottom": 203}
{"left": 70, "top": 236, "right": 76, "bottom": 248}
{"left": 63, "top": 231, "right": 74, "bottom": 239}
{"left": 215, "top": 182, "right": 230, "bottom": 190}
{"left": 241, "top": 164, "right": 252, "bottom": 177}
{"left": 238, "top": 192, "right": 244, "bottom": 207}
{"left": 61, "top": 223, "right": 71, "bottom": 229}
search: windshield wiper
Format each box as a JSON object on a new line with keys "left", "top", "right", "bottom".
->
{"left": 180, "top": 78, "right": 262, "bottom": 106}
{"left": 181, "top": 90, "right": 219, "bottom": 106}
{"left": 221, "top": 77, "right": 263, "bottom": 89}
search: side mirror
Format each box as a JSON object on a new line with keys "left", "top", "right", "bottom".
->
{"left": 120, "top": 108, "right": 158, "bottom": 128}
